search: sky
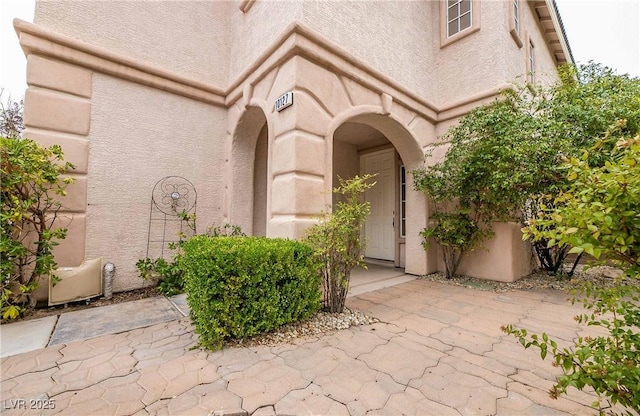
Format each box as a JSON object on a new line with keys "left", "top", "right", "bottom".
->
{"left": 0, "top": 0, "right": 639, "bottom": 100}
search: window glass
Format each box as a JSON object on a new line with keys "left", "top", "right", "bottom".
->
{"left": 460, "top": 12, "right": 472, "bottom": 31}
{"left": 447, "top": 0, "right": 473, "bottom": 37}
{"left": 529, "top": 40, "right": 535, "bottom": 82}
{"left": 400, "top": 166, "right": 406, "bottom": 238}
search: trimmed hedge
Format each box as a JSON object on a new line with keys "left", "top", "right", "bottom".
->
{"left": 181, "top": 236, "right": 321, "bottom": 350}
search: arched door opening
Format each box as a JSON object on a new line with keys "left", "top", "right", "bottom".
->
{"left": 333, "top": 121, "right": 406, "bottom": 267}
{"left": 231, "top": 106, "right": 268, "bottom": 236}
{"left": 252, "top": 123, "right": 268, "bottom": 236}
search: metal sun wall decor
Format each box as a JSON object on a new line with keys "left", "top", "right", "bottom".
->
{"left": 146, "top": 176, "right": 197, "bottom": 258}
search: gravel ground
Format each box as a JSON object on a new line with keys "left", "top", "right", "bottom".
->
{"left": 10, "top": 265, "right": 638, "bottom": 348}
{"left": 226, "top": 309, "right": 380, "bottom": 348}
{"left": 419, "top": 265, "right": 640, "bottom": 293}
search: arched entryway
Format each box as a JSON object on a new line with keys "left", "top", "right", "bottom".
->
{"left": 230, "top": 106, "right": 269, "bottom": 236}
{"left": 331, "top": 112, "right": 428, "bottom": 272}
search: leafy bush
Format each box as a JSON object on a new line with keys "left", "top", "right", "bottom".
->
{"left": 506, "top": 130, "right": 640, "bottom": 415}
{"left": 137, "top": 210, "right": 245, "bottom": 296}
{"left": 306, "top": 175, "right": 374, "bottom": 313}
{"left": 503, "top": 283, "right": 640, "bottom": 414}
{"left": 1, "top": 137, "right": 74, "bottom": 319}
{"left": 418, "top": 211, "right": 485, "bottom": 279}
{"left": 181, "top": 236, "right": 321, "bottom": 350}
{"left": 0, "top": 89, "right": 24, "bottom": 138}
{"left": 523, "top": 129, "right": 640, "bottom": 276}
{"left": 414, "top": 63, "right": 640, "bottom": 276}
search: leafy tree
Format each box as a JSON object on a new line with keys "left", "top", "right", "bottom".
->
{"left": 1, "top": 137, "right": 74, "bottom": 319}
{"left": 306, "top": 175, "right": 375, "bottom": 313}
{"left": 506, "top": 131, "right": 640, "bottom": 415}
{"left": 414, "top": 63, "right": 640, "bottom": 276}
{"left": 0, "top": 89, "right": 24, "bottom": 139}
{"left": 413, "top": 84, "right": 568, "bottom": 277}
{"left": 503, "top": 283, "right": 640, "bottom": 415}
{"left": 523, "top": 127, "right": 639, "bottom": 275}
{"left": 136, "top": 211, "right": 245, "bottom": 296}
{"left": 418, "top": 210, "right": 485, "bottom": 279}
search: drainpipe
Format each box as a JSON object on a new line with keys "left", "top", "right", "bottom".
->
{"left": 103, "top": 262, "right": 115, "bottom": 300}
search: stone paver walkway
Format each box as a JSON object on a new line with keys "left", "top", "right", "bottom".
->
{"left": 1, "top": 279, "right": 609, "bottom": 415}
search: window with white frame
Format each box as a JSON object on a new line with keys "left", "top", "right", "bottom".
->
{"left": 400, "top": 166, "right": 406, "bottom": 238}
{"left": 528, "top": 39, "right": 535, "bottom": 83}
{"left": 447, "top": 0, "right": 472, "bottom": 38}
{"left": 509, "top": 0, "right": 523, "bottom": 48}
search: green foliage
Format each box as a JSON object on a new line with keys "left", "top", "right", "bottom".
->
{"left": 523, "top": 129, "right": 640, "bottom": 278}
{"left": 136, "top": 209, "right": 196, "bottom": 296}
{"left": 508, "top": 120, "right": 640, "bottom": 414}
{"left": 503, "top": 283, "right": 640, "bottom": 414}
{"left": 181, "top": 236, "right": 321, "bottom": 350}
{"left": 306, "top": 175, "right": 375, "bottom": 313}
{"left": 414, "top": 63, "right": 640, "bottom": 276}
{"left": 1, "top": 137, "right": 74, "bottom": 319}
{"left": 553, "top": 63, "right": 640, "bottom": 154}
{"left": 136, "top": 257, "right": 185, "bottom": 296}
{"left": 0, "top": 89, "right": 24, "bottom": 139}
{"left": 137, "top": 210, "right": 245, "bottom": 296}
{"left": 419, "top": 211, "right": 485, "bottom": 279}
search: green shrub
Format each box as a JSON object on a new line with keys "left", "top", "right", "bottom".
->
{"left": 503, "top": 283, "right": 640, "bottom": 414}
{"left": 1, "top": 137, "right": 73, "bottom": 319}
{"left": 418, "top": 211, "right": 485, "bottom": 279}
{"left": 137, "top": 211, "right": 245, "bottom": 296}
{"left": 181, "top": 236, "right": 321, "bottom": 350}
{"left": 306, "top": 175, "right": 375, "bottom": 313}
{"left": 507, "top": 130, "right": 640, "bottom": 414}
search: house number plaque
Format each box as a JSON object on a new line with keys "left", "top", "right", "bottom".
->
{"left": 274, "top": 92, "right": 293, "bottom": 112}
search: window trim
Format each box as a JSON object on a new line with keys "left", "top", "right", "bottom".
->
{"left": 399, "top": 165, "right": 406, "bottom": 239}
{"left": 239, "top": 0, "right": 256, "bottom": 13}
{"left": 526, "top": 35, "right": 535, "bottom": 83}
{"left": 509, "top": 0, "right": 523, "bottom": 48}
{"left": 440, "top": 0, "right": 481, "bottom": 48}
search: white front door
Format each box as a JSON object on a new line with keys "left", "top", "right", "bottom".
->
{"left": 361, "top": 149, "right": 395, "bottom": 261}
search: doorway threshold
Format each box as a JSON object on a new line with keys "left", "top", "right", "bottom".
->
{"left": 364, "top": 258, "right": 398, "bottom": 268}
{"left": 349, "top": 260, "right": 414, "bottom": 296}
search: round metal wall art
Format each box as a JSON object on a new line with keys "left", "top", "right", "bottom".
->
{"left": 151, "top": 176, "right": 197, "bottom": 215}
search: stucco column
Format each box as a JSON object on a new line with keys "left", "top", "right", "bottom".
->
{"left": 20, "top": 54, "right": 92, "bottom": 301}
{"left": 403, "top": 165, "right": 433, "bottom": 276}
{"left": 268, "top": 129, "right": 327, "bottom": 239}
{"left": 22, "top": 55, "right": 92, "bottom": 268}
{"left": 264, "top": 57, "right": 335, "bottom": 239}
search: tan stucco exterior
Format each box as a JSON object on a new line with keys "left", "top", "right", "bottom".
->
{"left": 16, "top": 0, "right": 572, "bottom": 297}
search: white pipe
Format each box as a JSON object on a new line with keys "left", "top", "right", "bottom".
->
{"left": 103, "top": 262, "right": 114, "bottom": 300}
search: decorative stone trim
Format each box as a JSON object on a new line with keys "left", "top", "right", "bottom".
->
{"left": 239, "top": 0, "right": 256, "bottom": 13}
{"left": 14, "top": 19, "right": 511, "bottom": 122}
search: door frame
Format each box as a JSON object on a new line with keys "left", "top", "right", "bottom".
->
{"left": 359, "top": 146, "right": 401, "bottom": 265}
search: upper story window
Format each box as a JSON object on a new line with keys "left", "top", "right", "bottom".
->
{"left": 509, "top": 0, "right": 523, "bottom": 48}
{"left": 399, "top": 166, "right": 406, "bottom": 238}
{"left": 239, "top": 0, "right": 256, "bottom": 13}
{"left": 440, "top": 0, "right": 480, "bottom": 48}
{"left": 528, "top": 39, "right": 535, "bottom": 82}
{"left": 447, "top": 0, "right": 472, "bottom": 37}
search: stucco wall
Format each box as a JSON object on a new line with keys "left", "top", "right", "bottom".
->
{"left": 86, "top": 74, "right": 227, "bottom": 292}
{"left": 227, "top": 0, "right": 303, "bottom": 80}
{"left": 436, "top": 0, "right": 508, "bottom": 105}
{"left": 332, "top": 139, "right": 360, "bottom": 205}
{"left": 522, "top": 2, "right": 560, "bottom": 84}
{"left": 253, "top": 124, "right": 268, "bottom": 236}
{"left": 500, "top": 1, "right": 560, "bottom": 86}
{"left": 302, "top": 0, "right": 438, "bottom": 101}
{"left": 34, "top": 0, "right": 230, "bottom": 86}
